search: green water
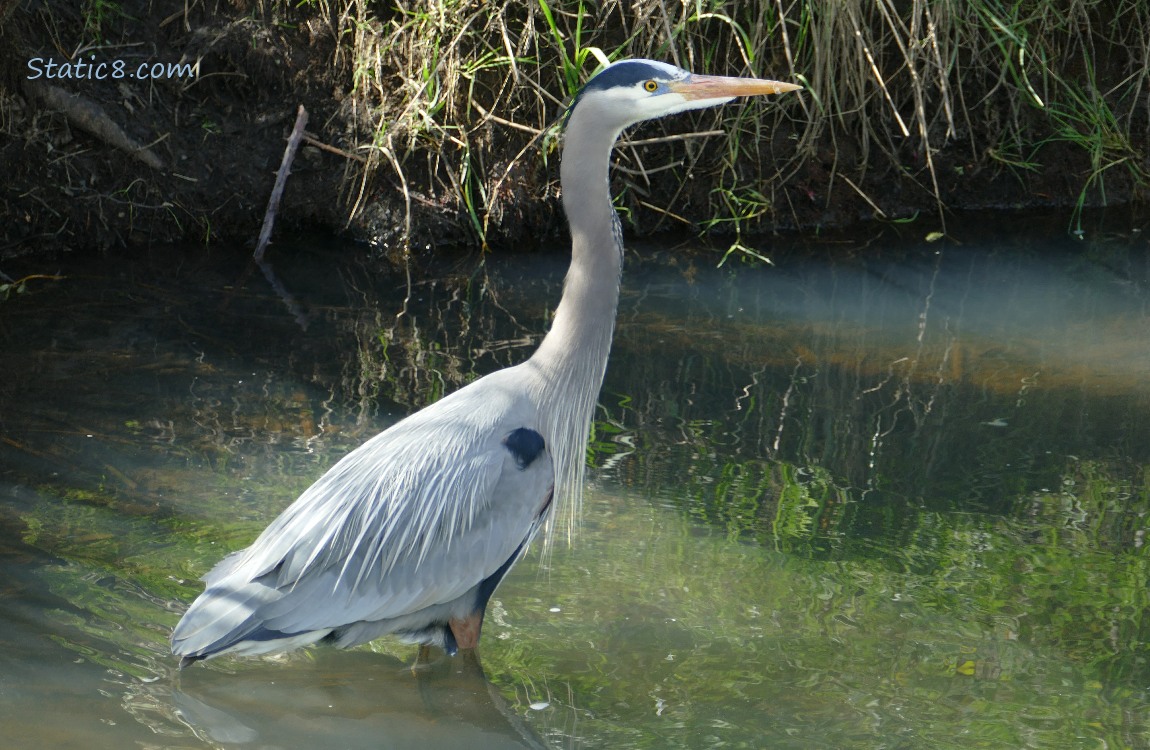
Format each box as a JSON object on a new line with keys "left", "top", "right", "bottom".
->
{"left": 1, "top": 227, "right": 1148, "bottom": 748}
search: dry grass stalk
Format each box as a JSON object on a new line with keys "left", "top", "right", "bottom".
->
{"left": 285, "top": 0, "right": 1148, "bottom": 245}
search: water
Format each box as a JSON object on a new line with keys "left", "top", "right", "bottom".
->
{"left": 1, "top": 225, "right": 1148, "bottom": 749}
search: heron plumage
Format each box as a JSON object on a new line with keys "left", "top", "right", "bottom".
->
{"left": 171, "top": 59, "right": 799, "bottom": 665}
{"left": 172, "top": 367, "right": 554, "bottom": 661}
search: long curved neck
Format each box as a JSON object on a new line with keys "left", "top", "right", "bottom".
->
{"left": 526, "top": 100, "right": 626, "bottom": 531}
{"left": 531, "top": 107, "right": 624, "bottom": 378}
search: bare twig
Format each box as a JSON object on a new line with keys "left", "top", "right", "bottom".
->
{"left": 302, "top": 132, "right": 366, "bottom": 162}
{"left": 846, "top": 12, "right": 910, "bottom": 138}
{"left": 621, "top": 130, "right": 726, "bottom": 147}
{"left": 636, "top": 199, "right": 692, "bottom": 226}
{"left": 471, "top": 99, "right": 543, "bottom": 135}
{"left": 254, "top": 104, "right": 309, "bottom": 262}
{"left": 839, "top": 174, "right": 887, "bottom": 218}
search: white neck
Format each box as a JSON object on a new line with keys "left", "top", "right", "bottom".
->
{"left": 525, "top": 97, "right": 627, "bottom": 535}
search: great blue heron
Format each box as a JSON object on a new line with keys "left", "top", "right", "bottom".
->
{"left": 171, "top": 59, "right": 800, "bottom": 667}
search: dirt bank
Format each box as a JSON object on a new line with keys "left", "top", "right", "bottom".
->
{"left": 1, "top": 0, "right": 1146, "bottom": 261}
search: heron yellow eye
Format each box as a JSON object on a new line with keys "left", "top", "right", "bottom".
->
{"left": 643, "top": 80, "right": 659, "bottom": 93}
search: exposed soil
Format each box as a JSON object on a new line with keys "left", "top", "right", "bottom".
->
{"left": 2, "top": 1, "right": 355, "bottom": 253}
{"left": 1, "top": 1, "right": 1145, "bottom": 262}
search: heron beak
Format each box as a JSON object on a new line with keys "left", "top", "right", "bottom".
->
{"left": 670, "top": 74, "right": 802, "bottom": 100}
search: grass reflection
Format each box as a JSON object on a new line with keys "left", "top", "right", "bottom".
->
{"left": 2, "top": 239, "right": 1149, "bottom": 747}
{"left": 15, "top": 443, "right": 1150, "bottom": 746}
{"left": 474, "top": 481, "right": 1149, "bottom": 748}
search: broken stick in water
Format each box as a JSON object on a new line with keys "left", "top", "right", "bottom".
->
{"left": 253, "top": 104, "right": 309, "bottom": 262}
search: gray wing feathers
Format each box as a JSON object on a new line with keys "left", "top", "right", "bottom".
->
{"left": 172, "top": 372, "right": 551, "bottom": 657}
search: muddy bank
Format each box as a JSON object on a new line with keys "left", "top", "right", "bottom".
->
{"left": 1, "top": 0, "right": 1147, "bottom": 261}
{"left": 2, "top": 1, "right": 354, "bottom": 255}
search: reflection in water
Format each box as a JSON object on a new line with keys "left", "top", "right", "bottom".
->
{"left": 0, "top": 227, "right": 1148, "bottom": 748}
{"left": 164, "top": 651, "right": 547, "bottom": 749}
{"left": 599, "top": 243, "right": 1150, "bottom": 553}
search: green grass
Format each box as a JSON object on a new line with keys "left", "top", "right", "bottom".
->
{"left": 81, "top": 0, "right": 123, "bottom": 43}
{"left": 271, "top": 0, "right": 1149, "bottom": 247}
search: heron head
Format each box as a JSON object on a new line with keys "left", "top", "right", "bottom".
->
{"left": 569, "top": 59, "right": 801, "bottom": 129}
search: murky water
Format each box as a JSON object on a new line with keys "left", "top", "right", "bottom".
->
{"left": 1, "top": 224, "right": 1148, "bottom": 749}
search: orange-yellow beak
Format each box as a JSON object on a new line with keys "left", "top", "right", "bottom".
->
{"left": 669, "top": 74, "right": 802, "bottom": 100}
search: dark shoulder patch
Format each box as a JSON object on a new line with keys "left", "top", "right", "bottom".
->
{"left": 503, "top": 428, "right": 546, "bottom": 470}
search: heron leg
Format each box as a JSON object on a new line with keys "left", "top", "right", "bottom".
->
{"left": 411, "top": 643, "right": 436, "bottom": 673}
{"left": 448, "top": 611, "right": 484, "bottom": 651}
{"left": 447, "top": 537, "right": 528, "bottom": 654}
